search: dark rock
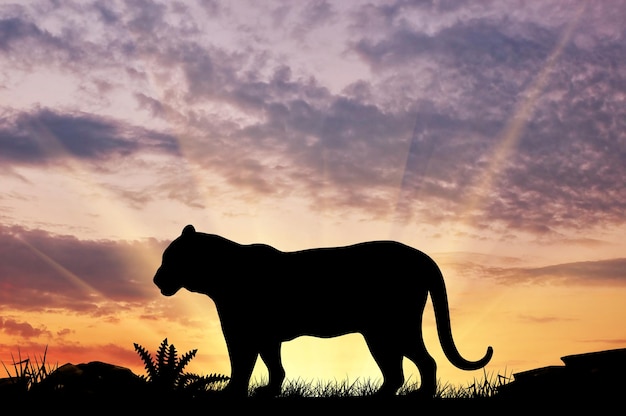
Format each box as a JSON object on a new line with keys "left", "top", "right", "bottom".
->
{"left": 561, "top": 348, "right": 626, "bottom": 372}
{"left": 0, "top": 377, "right": 23, "bottom": 397}
{"left": 30, "top": 361, "right": 146, "bottom": 398}
{"left": 497, "top": 348, "right": 626, "bottom": 401}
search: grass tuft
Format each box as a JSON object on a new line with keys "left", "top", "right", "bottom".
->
{"left": 1, "top": 346, "right": 57, "bottom": 393}
{"left": 275, "top": 377, "right": 381, "bottom": 398}
{"left": 433, "top": 369, "right": 513, "bottom": 399}
{"left": 250, "top": 370, "right": 513, "bottom": 399}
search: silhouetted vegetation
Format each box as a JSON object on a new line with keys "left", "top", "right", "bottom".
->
{"left": 248, "top": 369, "right": 511, "bottom": 399}
{"left": 2, "top": 343, "right": 624, "bottom": 413}
{"left": 133, "top": 338, "right": 229, "bottom": 396}
{"left": 433, "top": 370, "right": 512, "bottom": 399}
{"left": 1, "top": 346, "right": 56, "bottom": 395}
{"left": 1, "top": 341, "right": 508, "bottom": 402}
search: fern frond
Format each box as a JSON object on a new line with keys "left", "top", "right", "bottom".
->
{"left": 201, "top": 373, "right": 229, "bottom": 391}
{"left": 134, "top": 342, "right": 157, "bottom": 381}
{"left": 175, "top": 349, "right": 197, "bottom": 376}
{"left": 156, "top": 338, "right": 169, "bottom": 375}
{"left": 156, "top": 344, "right": 176, "bottom": 386}
{"left": 167, "top": 344, "right": 178, "bottom": 371}
{"left": 178, "top": 372, "right": 229, "bottom": 392}
{"left": 206, "top": 373, "right": 230, "bottom": 382}
{"left": 176, "top": 373, "right": 196, "bottom": 391}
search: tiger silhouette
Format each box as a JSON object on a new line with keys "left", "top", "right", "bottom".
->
{"left": 154, "top": 225, "right": 493, "bottom": 397}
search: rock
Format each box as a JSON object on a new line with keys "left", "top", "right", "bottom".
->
{"left": 561, "top": 348, "right": 626, "bottom": 372}
{"left": 0, "top": 376, "right": 23, "bottom": 397}
{"left": 497, "top": 348, "right": 626, "bottom": 400}
{"left": 30, "top": 361, "right": 145, "bottom": 398}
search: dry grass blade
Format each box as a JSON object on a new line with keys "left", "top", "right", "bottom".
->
{"left": 1, "top": 346, "right": 56, "bottom": 393}
{"left": 252, "top": 371, "right": 513, "bottom": 399}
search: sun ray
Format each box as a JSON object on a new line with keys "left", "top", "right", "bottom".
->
{"left": 389, "top": 114, "right": 435, "bottom": 241}
{"left": 383, "top": 6, "right": 588, "bottom": 384}
{"left": 15, "top": 233, "right": 106, "bottom": 300}
{"left": 429, "top": 3, "right": 588, "bottom": 344}
{"left": 390, "top": 3, "right": 587, "bottom": 242}
{"left": 460, "top": 3, "right": 587, "bottom": 228}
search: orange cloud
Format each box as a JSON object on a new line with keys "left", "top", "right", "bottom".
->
{"left": 0, "top": 317, "right": 51, "bottom": 339}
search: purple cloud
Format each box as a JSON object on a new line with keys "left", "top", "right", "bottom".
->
{"left": 0, "top": 1, "right": 623, "bottom": 235}
{"left": 482, "top": 258, "right": 626, "bottom": 286}
{"left": 0, "top": 225, "right": 166, "bottom": 313}
{"left": 0, "top": 109, "right": 180, "bottom": 165}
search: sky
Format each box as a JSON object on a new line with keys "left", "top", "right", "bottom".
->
{"left": 1, "top": 0, "right": 625, "bottom": 389}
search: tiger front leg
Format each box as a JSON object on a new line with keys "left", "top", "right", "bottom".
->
{"left": 221, "top": 335, "right": 259, "bottom": 398}
{"left": 255, "top": 341, "right": 286, "bottom": 397}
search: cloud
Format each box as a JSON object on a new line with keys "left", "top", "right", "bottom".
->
{"left": 517, "top": 315, "right": 576, "bottom": 324}
{"left": 0, "top": 1, "right": 624, "bottom": 236}
{"left": 483, "top": 258, "right": 626, "bottom": 286}
{"left": 125, "top": 0, "right": 168, "bottom": 35}
{"left": 353, "top": 14, "right": 557, "bottom": 73}
{"left": 0, "top": 16, "right": 59, "bottom": 53}
{"left": 0, "top": 317, "right": 51, "bottom": 338}
{"left": 0, "top": 108, "right": 180, "bottom": 165}
{"left": 56, "top": 328, "right": 74, "bottom": 337}
{"left": 0, "top": 340, "right": 142, "bottom": 371}
{"left": 0, "top": 225, "right": 166, "bottom": 313}
{"left": 2, "top": 223, "right": 621, "bottom": 319}
{"left": 346, "top": 5, "right": 626, "bottom": 232}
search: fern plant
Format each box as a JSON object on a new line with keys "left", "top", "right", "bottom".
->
{"left": 133, "top": 338, "right": 228, "bottom": 395}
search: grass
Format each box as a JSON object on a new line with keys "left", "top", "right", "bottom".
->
{"left": 432, "top": 370, "right": 512, "bottom": 399}
{"left": 3, "top": 342, "right": 622, "bottom": 412}
{"left": 253, "top": 377, "right": 381, "bottom": 398}
{"left": 248, "top": 370, "right": 513, "bottom": 399}
{"left": 1, "top": 342, "right": 512, "bottom": 404}
{"left": 1, "top": 346, "right": 57, "bottom": 394}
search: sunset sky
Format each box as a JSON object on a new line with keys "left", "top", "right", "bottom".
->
{"left": 1, "top": 0, "right": 625, "bottom": 389}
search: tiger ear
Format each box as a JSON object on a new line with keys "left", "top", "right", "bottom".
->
{"left": 182, "top": 224, "right": 196, "bottom": 236}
